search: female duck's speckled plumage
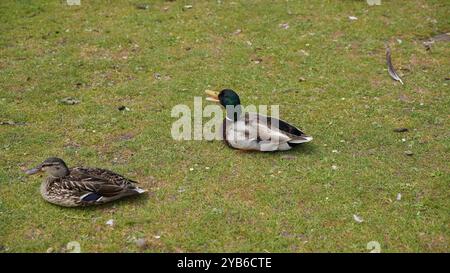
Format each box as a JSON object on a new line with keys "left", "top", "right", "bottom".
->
{"left": 27, "top": 158, "right": 146, "bottom": 207}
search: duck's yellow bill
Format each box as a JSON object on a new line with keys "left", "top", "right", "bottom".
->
{"left": 205, "top": 90, "right": 220, "bottom": 102}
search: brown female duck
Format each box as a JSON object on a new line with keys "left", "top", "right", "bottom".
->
{"left": 25, "top": 157, "right": 146, "bottom": 207}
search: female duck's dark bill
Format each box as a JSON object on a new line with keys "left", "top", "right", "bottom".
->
{"left": 205, "top": 90, "right": 220, "bottom": 102}
{"left": 25, "top": 167, "right": 42, "bottom": 175}
{"left": 25, "top": 163, "right": 44, "bottom": 175}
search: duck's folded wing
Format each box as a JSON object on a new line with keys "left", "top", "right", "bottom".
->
{"left": 61, "top": 178, "right": 129, "bottom": 197}
{"left": 246, "top": 113, "right": 295, "bottom": 143}
{"left": 63, "top": 168, "right": 137, "bottom": 197}
{"left": 74, "top": 167, "right": 138, "bottom": 184}
{"left": 77, "top": 183, "right": 127, "bottom": 202}
{"left": 250, "top": 113, "right": 312, "bottom": 143}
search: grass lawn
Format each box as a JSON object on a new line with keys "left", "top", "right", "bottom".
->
{"left": 0, "top": 0, "right": 449, "bottom": 253}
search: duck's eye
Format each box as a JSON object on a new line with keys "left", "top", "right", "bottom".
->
{"left": 56, "top": 167, "right": 60, "bottom": 170}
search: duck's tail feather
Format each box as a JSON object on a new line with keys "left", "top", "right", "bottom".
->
{"left": 134, "top": 187, "right": 147, "bottom": 194}
{"left": 288, "top": 135, "right": 313, "bottom": 144}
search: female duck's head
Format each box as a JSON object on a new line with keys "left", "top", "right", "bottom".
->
{"left": 25, "top": 157, "right": 70, "bottom": 178}
{"left": 205, "top": 89, "right": 242, "bottom": 120}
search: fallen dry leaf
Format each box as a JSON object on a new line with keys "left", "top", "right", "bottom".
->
{"left": 118, "top": 105, "right": 130, "bottom": 111}
{"left": 279, "top": 23, "right": 289, "bottom": 29}
{"left": 60, "top": 97, "right": 80, "bottom": 105}
{"left": 0, "top": 120, "right": 26, "bottom": 126}
{"left": 233, "top": 29, "right": 242, "bottom": 35}
{"left": 394, "top": 128, "right": 408, "bottom": 133}
{"left": 135, "top": 3, "right": 150, "bottom": 10}
{"left": 353, "top": 214, "right": 364, "bottom": 223}
{"left": 106, "top": 219, "right": 114, "bottom": 226}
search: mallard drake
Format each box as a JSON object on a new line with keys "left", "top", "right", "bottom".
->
{"left": 25, "top": 157, "right": 146, "bottom": 207}
{"left": 205, "top": 89, "right": 312, "bottom": 151}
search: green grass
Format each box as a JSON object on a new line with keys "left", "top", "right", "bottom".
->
{"left": 0, "top": 0, "right": 449, "bottom": 253}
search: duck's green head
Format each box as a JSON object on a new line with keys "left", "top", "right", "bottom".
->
{"left": 25, "top": 157, "right": 70, "bottom": 178}
{"left": 205, "top": 89, "right": 241, "bottom": 107}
